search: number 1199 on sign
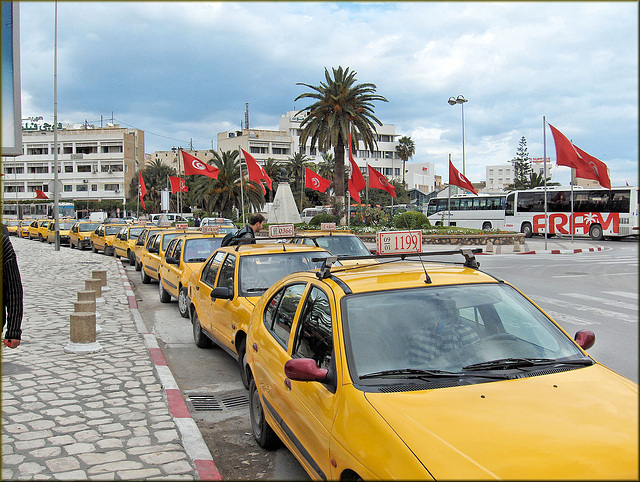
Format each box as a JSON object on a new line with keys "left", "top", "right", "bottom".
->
{"left": 376, "top": 230, "right": 423, "bottom": 255}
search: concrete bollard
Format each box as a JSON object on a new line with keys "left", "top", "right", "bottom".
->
{"left": 64, "top": 312, "right": 103, "bottom": 354}
{"left": 85, "top": 279, "right": 103, "bottom": 299}
{"left": 74, "top": 300, "right": 96, "bottom": 313}
{"left": 77, "top": 290, "right": 96, "bottom": 302}
{"left": 76, "top": 291, "right": 102, "bottom": 331}
{"left": 485, "top": 241, "right": 493, "bottom": 253}
{"left": 92, "top": 270, "right": 109, "bottom": 292}
{"left": 513, "top": 241, "right": 522, "bottom": 253}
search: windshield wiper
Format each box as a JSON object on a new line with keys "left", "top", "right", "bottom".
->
{"left": 360, "top": 368, "right": 511, "bottom": 381}
{"left": 463, "top": 357, "right": 593, "bottom": 371}
{"left": 244, "top": 288, "right": 268, "bottom": 293}
{"left": 186, "top": 257, "right": 208, "bottom": 263}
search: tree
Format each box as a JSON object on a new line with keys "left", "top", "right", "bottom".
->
{"left": 294, "top": 66, "right": 388, "bottom": 207}
{"left": 128, "top": 159, "right": 176, "bottom": 213}
{"left": 395, "top": 136, "right": 415, "bottom": 188}
{"left": 285, "top": 152, "right": 313, "bottom": 209}
{"left": 261, "top": 158, "right": 281, "bottom": 203}
{"left": 528, "top": 171, "right": 560, "bottom": 188}
{"left": 188, "top": 150, "right": 264, "bottom": 218}
{"left": 511, "top": 136, "right": 532, "bottom": 189}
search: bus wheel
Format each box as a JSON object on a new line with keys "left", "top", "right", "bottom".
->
{"left": 589, "top": 224, "right": 604, "bottom": 241}
{"left": 521, "top": 223, "right": 533, "bottom": 238}
{"left": 482, "top": 222, "right": 492, "bottom": 231}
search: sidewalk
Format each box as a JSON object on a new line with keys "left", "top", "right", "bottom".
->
{"left": 2, "top": 237, "right": 218, "bottom": 480}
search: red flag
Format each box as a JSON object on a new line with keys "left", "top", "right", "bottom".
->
{"left": 449, "top": 160, "right": 478, "bottom": 195}
{"left": 347, "top": 131, "right": 366, "bottom": 203}
{"left": 169, "top": 176, "right": 189, "bottom": 193}
{"left": 241, "top": 148, "right": 272, "bottom": 194}
{"left": 138, "top": 170, "right": 147, "bottom": 210}
{"left": 182, "top": 151, "right": 219, "bottom": 179}
{"left": 572, "top": 145, "right": 611, "bottom": 189}
{"left": 367, "top": 165, "right": 396, "bottom": 197}
{"left": 34, "top": 189, "right": 48, "bottom": 199}
{"left": 304, "top": 167, "right": 331, "bottom": 193}
{"left": 548, "top": 124, "right": 582, "bottom": 169}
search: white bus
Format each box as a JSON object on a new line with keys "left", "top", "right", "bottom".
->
{"left": 301, "top": 206, "right": 334, "bottom": 224}
{"left": 504, "top": 186, "right": 639, "bottom": 240}
{"left": 425, "top": 194, "right": 507, "bottom": 230}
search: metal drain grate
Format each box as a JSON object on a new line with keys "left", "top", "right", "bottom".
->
{"left": 188, "top": 391, "right": 249, "bottom": 412}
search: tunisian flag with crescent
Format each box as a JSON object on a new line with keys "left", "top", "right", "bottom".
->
{"left": 169, "top": 176, "right": 189, "bottom": 193}
{"left": 182, "top": 151, "right": 220, "bottom": 179}
{"left": 449, "top": 160, "right": 478, "bottom": 195}
{"left": 304, "top": 167, "right": 331, "bottom": 193}
{"left": 347, "top": 131, "right": 366, "bottom": 203}
{"left": 138, "top": 170, "right": 147, "bottom": 209}
{"left": 241, "top": 148, "right": 272, "bottom": 195}
{"left": 367, "top": 165, "right": 396, "bottom": 197}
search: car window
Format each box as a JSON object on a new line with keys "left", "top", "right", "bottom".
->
{"left": 293, "top": 286, "right": 333, "bottom": 369}
{"left": 265, "top": 284, "right": 306, "bottom": 349}
{"left": 314, "top": 236, "right": 371, "bottom": 257}
{"left": 105, "top": 225, "right": 122, "bottom": 235}
{"left": 146, "top": 234, "right": 158, "bottom": 250}
{"left": 216, "top": 254, "right": 236, "bottom": 291}
{"left": 184, "top": 238, "right": 222, "bottom": 263}
{"left": 152, "top": 234, "right": 162, "bottom": 251}
{"left": 165, "top": 238, "right": 178, "bottom": 258}
{"left": 80, "top": 222, "right": 100, "bottom": 232}
{"left": 129, "top": 227, "right": 145, "bottom": 239}
{"left": 173, "top": 239, "right": 184, "bottom": 260}
{"left": 161, "top": 232, "right": 184, "bottom": 251}
{"left": 202, "top": 251, "right": 226, "bottom": 286}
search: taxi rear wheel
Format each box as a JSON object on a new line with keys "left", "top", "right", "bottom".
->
{"left": 193, "top": 313, "right": 212, "bottom": 348}
{"left": 158, "top": 278, "right": 171, "bottom": 303}
{"left": 135, "top": 259, "right": 142, "bottom": 271}
{"left": 178, "top": 288, "right": 190, "bottom": 318}
{"left": 249, "top": 379, "right": 280, "bottom": 449}
{"left": 238, "top": 339, "right": 249, "bottom": 389}
{"left": 140, "top": 265, "right": 151, "bottom": 284}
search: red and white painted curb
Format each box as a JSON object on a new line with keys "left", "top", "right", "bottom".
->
{"left": 514, "top": 245, "right": 605, "bottom": 255}
{"left": 117, "top": 261, "right": 222, "bottom": 480}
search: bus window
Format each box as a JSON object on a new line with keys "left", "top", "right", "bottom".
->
{"left": 505, "top": 193, "right": 514, "bottom": 216}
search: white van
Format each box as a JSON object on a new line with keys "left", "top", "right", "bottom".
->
{"left": 301, "top": 206, "right": 334, "bottom": 224}
{"left": 150, "top": 213, "right": 189, "bottom": 225}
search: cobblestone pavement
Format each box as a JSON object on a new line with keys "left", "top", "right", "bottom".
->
{"left": 2, "top": 236, "right": 204, "bottom": 480}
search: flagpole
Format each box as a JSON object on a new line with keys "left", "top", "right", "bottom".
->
{"left": 447, "top": 154, "right": 452, "bottom": 227}
{"left": 178, "top": 149, "right": 182, "bottom": 216}
{"left": 543, "top": 116, "right": 548, "bottom": 251}
{"left": 136, "top": 164, "right": 140, "bottom": 218}
{"left": 301, "top": 169, "right": 304, "bottom": 213}
{"left": 347, "top": 123, "right": 351, "bottom": 229}
{"left": 53, "top": 1, "right": 60, "bottom": 251}
{"left": 238, "top": 146, "right": 246, "bottom": 225}
{"left": 569, "top": 138, "right": 574, "bottom": 244}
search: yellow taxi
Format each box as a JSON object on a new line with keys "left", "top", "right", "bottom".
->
{"left": 112, "top": 224, "right": 148, "bottom": 265}
{"left": 27, "top": 219, "right": 49, "bottom": 241}
{"left": 157, "top": 234, "right": 225, "bottom": 317}
{"left": 69, "top": 221, "right": 102, "bottom": 249}
{"left": 5, "top": 220, "right": 21, "bottom": 236}
{"left": 90, "top": 223, "right": 127, "bottom": 255}
{"left": 36, "top": 219, "right": 52, "bottom": 241}
{"left": 18, "top": 219, "right": 34, "bottom": 238}
{"left": 45, "top": 219, "right": 76, "bottom": 245}
{"left": 188, "top": 242, "right": 334, "bottom": 389}
{"left": 292, "top": 230, "right": 375, "bottom": 266}
{"left": 200, "top": 217, "right": 237, "bottom": 234}
{"left": 134, "top": 226, "right": 171, "bottom": 271}
{"left": 139, "top": 228, "right": 192, "bottom": 284}
{"left": 246, "top": 250, "right": 638, "bottom": 480}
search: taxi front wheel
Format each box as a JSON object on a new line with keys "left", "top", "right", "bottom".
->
{"left": 140, "top": 265, "right": 151, "bottom": 284}
{"left": 178, "top": 288, "right": 190, "bottom": 318}
{"left": 193, "top": 313, "right": 212, "bottom": 349}
{"left": 249, "top": 379, "right": 281, "bottom": 450}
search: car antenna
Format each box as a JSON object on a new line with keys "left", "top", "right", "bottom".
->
{"left": 400, "top": 210, "right": 432, "bottom": 284}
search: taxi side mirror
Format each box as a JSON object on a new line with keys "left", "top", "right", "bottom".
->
{"left": 210, "top": 286, "right": 232, "bottom": 300}
{"left": 284, "top": 358, "right": 328, "bottom": 382}
{"left": 574, "top": 330, "right": 595, "bottom": 350}
{"left": 166, "top": 256, "right": 179, "bottom": 265}
{"left": 149, "top": 246, "right": 159, "bottom": 254}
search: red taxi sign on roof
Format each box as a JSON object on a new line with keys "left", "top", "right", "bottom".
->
{"left": 216, "top": 218, "right": 225, "bottom": 223}
{"left": 269, "top": 224, "right": 295, "bottom": 237}
{"left": 175, "top": 223, "right": 188, "bottom": 229}
{"left": 159, "top": 222, "right": 171, "bottom": 227}
{"left": 320, "top": 222, "right": 336, "bottom": 231}
{"left": 376, "top": 230, "right": 422, "bottom": 255}
{"left": 202, "top": 225, "right": 219, "bottom": 235}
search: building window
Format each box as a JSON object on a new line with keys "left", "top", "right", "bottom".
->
{"left": 77, "top": 165, "right": 92, "bottom": 173}
{"left": 104, "top": 184, "right": 119, "bottom": 191}
{"left": 309, "top": 147, "right": 317, "bottom": 156}
{"left": 272, "top": 147, "right": 289, "bottom": 155}
{"left": 91, "top": 184, "right": 98, "bottom": 191}
{"left": 101, "top": 163, "right": 123, "bottom": 173}
{"left": 250, "top": 146, "right": 267, "bottom": 154}
{"left": 26, "top": 146, "right": 49, "bottom": 155}
{"left": 27, "top": 166, "right": 49, "bottom": 174}
{"left": 76, "top": 185, "right": 88, "bottom": 192}
{"left": 64, "top": 185, "right": 72, "bottom": 192}
{"left": 65, "top": 165, "right": 73, "bottom": 173}
{"left": 76, "top": 144, "right": 98, "bottom": 154}
{"left": 4, "top": 166, "right": 24, "bottom": 174}
{"left": 101, "top": 145, "right": 123, "bottom": 153}
{"left": 63, "top": 144, "right": 73, "bottom": 154}
{"left": 395, "top": 168, "right": 400, "bottom": 176}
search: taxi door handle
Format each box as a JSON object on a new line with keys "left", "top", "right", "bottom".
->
{"left": 284, "top": 379, "right": 291, "bottom": 390}
{"left": 252, "top": 343, "right": 258, "bottom": 352}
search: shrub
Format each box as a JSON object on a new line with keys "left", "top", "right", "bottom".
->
{"left": 310, "top": 212, "right": 337, "bottom": 226}
{"left": 393, "top": 211, "right": 429, "bottom": 230}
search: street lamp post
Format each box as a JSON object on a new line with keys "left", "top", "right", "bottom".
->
{"left": 448, "top": 95, "right": 468, "bottom": 176}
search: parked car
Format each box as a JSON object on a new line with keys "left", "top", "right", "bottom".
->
{"left": 90, "top": 223, "right": 127, "bottom": 255}
{"left": 150, "top": 213, "right": 189, "bottom": 225}
{"left": 69, "top": 221, "right": 102, "bottom": 250}
{"left": 5, "top": 219, "right": 21, "bottom": 236}
{"left": 18, "top": 219, "right": 34, "bottom": 238}
{"left": 245, "top": 251, "right": 638, "bottom": 480}
{"left": 188, "top": 243, "right": 335, "bottom": 389}
{"left": 112, "top": 224, "right": 147, "bottom": 264}
{"left": 157, "top": 234, "right": 225, "bottom": 317}
{"left": 133, "top": 226, "right": 170, "bottom": 271}
{"left": 139, "top": 228, "right": 191, "bottom": 283}
{"left": 46, "top": 220, "right": 75, "bottom": 245}
{"left": 292, "top": 230, "right": 375, "bottom": 265}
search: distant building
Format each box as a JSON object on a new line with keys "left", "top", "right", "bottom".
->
{"left": 3, "top": 121, "right": 143, "bottom": 208}
{"left": 486, "top": 160, "right": 555, "bottom": 190}
{"left": 144, "top": 149, "right": 215, "bottom": 172}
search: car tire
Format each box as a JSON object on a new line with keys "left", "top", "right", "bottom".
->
{"left": 192, "top": 313, "right": 212, "bottom": 348}
{"left": 178, "top": 288, "right": 190, "bottom": 318}
{"left": 140, "top": 265, "right": 151, "bottom": 284}
{"left": 39, "top": 234, "right": 44, "bottom": 242}
{"left": 158, "top": 277, "right": 171, "bottom": 303}
{"left": 92, "top": 243, "right": 98, "bottom": 253}
{"left": 70, "top": 240, "right": 75, "bottom": 249}
{"left": 135, "top": 259, "right": 142, "bottom": 271}
{"left": 249, "top": 379, "right": 281, "bottom": 450}
{"left": 128, "top": 251, "right": 136, "bottom": 266}
{"left": 238, "top": 339, "right": 250, "bottom": 390}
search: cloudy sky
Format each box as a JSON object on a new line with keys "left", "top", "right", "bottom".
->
{"left": 19, "top": 1, "right": 638, "bottom": 186}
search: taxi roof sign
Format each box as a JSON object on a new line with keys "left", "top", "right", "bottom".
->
{"left": 175, "top": 223, "right": 188, "bottom": 229}
{"left": 320, "top": 222, "right": 336, "bottom": 231}
{"left": 376, "top": 230, "right": 423, "bottom": 255}
{"left": 202, "top": 225, "right": 220, "bottom": 234}
{"left": 269, "top": 224, "right": 295, "bottom": 237}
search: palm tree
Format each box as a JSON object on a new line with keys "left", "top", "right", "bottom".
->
{"left": 261, "top": 158, "right": 281, "bottom": 202}
{"left": 396, "top": 136, "right": 415, "bottom": 188}
{"left": 128, "top": 159, "right": 177, "bottom": 212}
{"left": 317, "top": 152, "right": 335, "bottom": 182}
{"left": 286, "top": 152, "right": 312, "bottom": 195}
{"left": 294, "top": 66, "right": 388, "bottom": 207}
{"left": 189, "top": 150, "right": 264, "bottom": 218}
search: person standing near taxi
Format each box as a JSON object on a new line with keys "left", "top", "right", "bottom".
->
{"left": 2, "top": 226, "right": 23, "bottom": 349}
{"left": 238, "top": 213, "right": 265, "bottom": 243}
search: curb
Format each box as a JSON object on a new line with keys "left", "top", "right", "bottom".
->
{"left": 117, "top": 260, "right": 222, "bottom": 481}
{"left": 514, "top": 246, "right": 605, "bottom": 255}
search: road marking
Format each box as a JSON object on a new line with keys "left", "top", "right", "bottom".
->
{"left": 603, "top": 291, "right": 639, "bottom": 300}
{"left": 553, "top": 272, "right": 635, "bottom": 278}
{"left": 562, "top": 292, "right": 638, "bottom": 311}
{"left": 532, "top": 295, "right": 637, "bottom": 324}
{"left": 543, "top": 309, "right": 597, "bottom": 326}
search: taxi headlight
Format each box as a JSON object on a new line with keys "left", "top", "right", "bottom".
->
{"left": 83, "top": 236, "right": 90, "bottom": 240}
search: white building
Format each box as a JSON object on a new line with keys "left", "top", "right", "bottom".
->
{"left": 485, "top": 160, "right": 555, "bottom": 191}
{"left": 145, "top": 149, "right": 216, "bottom": 172}
{"left": 217, "top": 110, "right": 436, "bottom": 193}
{"left": 2, "top": 121, "right": 143, "bottom": 210}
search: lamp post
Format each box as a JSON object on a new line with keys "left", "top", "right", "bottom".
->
{"left": 448, "top": 95, "right": 468, "bottom": 176}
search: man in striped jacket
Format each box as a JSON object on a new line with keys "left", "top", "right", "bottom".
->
{"left": 2, "top": 227, "right": 23, "bottom": 349}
